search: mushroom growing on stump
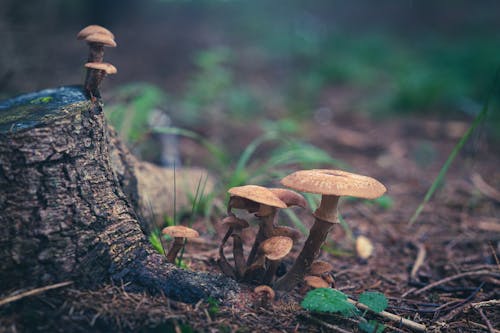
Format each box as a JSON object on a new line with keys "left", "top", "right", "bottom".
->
{"left": 161, "top": 225, "right": 199, "bottom": 264}
{"left": 227, "top": 185, "right": 287, "bottom": 266}
{"left": 218, "top": 215, "right": 249, "bottom": 279}
{"left": 273, "top": 169, "right": 386, "bottom": 291}
{"left": 77, "top": 26, "right": 116, "bottom": 63}
{"left": 77, "top": 26, "right": 116, "bottom": 100}
{"left": 84, "top": 62, "right": 117, "bottom": 99}
{"left": 244, "top": 236, "right": 293, "bottom": 284}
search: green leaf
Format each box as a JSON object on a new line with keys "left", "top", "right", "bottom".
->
{"left": 359, "top": 320, "right": 385, "bottom": 333}
{"left": 301, "top": 288, "right": 358, "bottom": 317}
{"left": 359, "top": 291, "right": 388, "bottom": 313}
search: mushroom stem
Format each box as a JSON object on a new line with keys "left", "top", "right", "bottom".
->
{"left": 84, "top": 69, "right": 105, "bottom": 99}
{"left": 243, "top": 254, "right": 266, "bottom": 284}
{"left": 274, "top": 195, "right": 339, "bottom": 291}
{"left": 263, "top": 259, "right": 280, "bottom": 285}
{"left": 232, "top": 234, "right": 246, "bottom": 278}
{"left": 246, "top": 211, "right": 277, "bottom": 266}
{"left": 165, "top": 237, "right": 185, "bottom": 263}
{"left": 217, "top": 242, "right": 236, "bottom": 278}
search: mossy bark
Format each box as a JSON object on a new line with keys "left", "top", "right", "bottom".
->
{"left": 0, "top": 91, "right": 236, "bottom": 303}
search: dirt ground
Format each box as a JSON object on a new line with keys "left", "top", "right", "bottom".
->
{"left": 0, "top": 100, "right": 499, "bottom": 332}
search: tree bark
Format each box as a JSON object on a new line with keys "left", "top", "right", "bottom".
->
{"left": 0, "top": 86, "right": 236, "bottom": 303}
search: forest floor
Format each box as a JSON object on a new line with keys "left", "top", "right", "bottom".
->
{"left": 0, "top": 100, "right": 499, "bottom": 332}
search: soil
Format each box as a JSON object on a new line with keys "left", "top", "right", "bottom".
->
{"left": 0, "top": 101, "right": 499, "bottom": 332}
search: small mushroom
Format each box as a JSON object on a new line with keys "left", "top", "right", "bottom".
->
{"left": 274, "top": 169, "right": 386, "bottom": 291}
{"left": 77, "top": 25, "right": 115, "bottom": 43}
{"left": 77, "top": 26, "right": 116, "bottom": 99}
{"left": 304, "top": 275, "right": 330, "bottom": 289}
{"left": 254, "top": 285, "right": 275, "bottom": 309}
{"left": 218, "top": 215, "right": 249, "bottom": 279}
{"left": 309, "top": 260, "right": 333, "bottom": 276}
{"left": 268, "top": 188, "right": 307, "bottom": 209}
{"left": 309, "top": 260, "right": 334, "bottom": 287}
{"left": 227, "top": 185, "right": 287, "bottom": 266}
{"left": 161, "top": 225, "right": 199, "bottom": 264}
{"left": 244, "top": 236, "right": 293, "bottom": 284}
{"left": 81, "top": 31, "right": 117, "bottom": 63}
{"left": 84, "top": 62, "right": 117, "bottom": 98}
{"left": 272, "top": 225, "right": 302, "bottom": 242}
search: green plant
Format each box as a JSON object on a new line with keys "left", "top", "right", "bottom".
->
{"left": 106, "top": 83, "right": 167, "bottom": 143}
{"left": 301, "top": 289, "right": 388, "bottom": 333}
{"left": 177, "top": 47, "right": 260, "bottom": 126}
{"left": 408, "top": 80, "right": 494, "bottom": 226}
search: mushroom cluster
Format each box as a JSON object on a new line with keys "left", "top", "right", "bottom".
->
{"left": 218, "top": 185, "right": 306, "bottom": 284}
{"left": 218, "top": 169, "right": 386, "bottom": 292}
{"left": 76, "top": 25, "right": 117, "bottom": 100}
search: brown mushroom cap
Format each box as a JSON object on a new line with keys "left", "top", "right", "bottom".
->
{"left": 304, "top": 275, "right": 330, "bottom": 288}
{"left": 84, "top": 62, "right": 117, "bottom": 74}
{"left": 77, "top": 25, "right": 115, "bottom": 40}
{"left": 268, "top": 188, "right": 307, "bottom": 208}
{"left": 309, "top": 261, "right": 333, "bottom": 276}
{"left": 221, "top": 215, "right": 249, "bottom": 229}
{"left": 259, "top": 236, "right": 293, "bottom": 261}
{"left": 281, "top": 169, "right": 386, "bottom": 199}
{"left": 254, "top": 285, "right": 275, "bottom": 299}
{"left": 272, "top": 226, "right": 302, "bottom": 242}
{"left": 228, "top": 185, "right": 287, "bottom": 209}
{"left": 162, "top": 225, "right": 199, "bottom": 238}
{"left": 84, "top": 33, "right": 117, "bottom": 47}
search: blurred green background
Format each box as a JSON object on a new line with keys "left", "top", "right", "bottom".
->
{"left": 1, "top": 0, "right": 499, "bottom": 139}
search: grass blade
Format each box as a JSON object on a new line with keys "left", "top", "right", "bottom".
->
{"left": 408, "top": 93, "right": 492, "bottom": 226}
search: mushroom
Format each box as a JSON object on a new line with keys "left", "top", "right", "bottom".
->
{"left": 244, "top": 236, "right": 293, "bottom": 284}
{"left": 77, "top": 26, "right": 116, "bottom": 100}
{"left": 161, "top": 225, "right": 199, "bottom": 264}
{"left": 227, "top": 185, "right": 287, "bottom": 266}
{"left": 79, "top": 29, "right": 116, "bottom": 63}
{"left": 254, "top": 285, "right": 275, "bottom": 309}
{"left": 77, "top": 25, "right": 115, "bottom": 42}
{"left": 83, "top": 62, "right": 117, "bottom": 100}
{"left": 273, "top": 169, "right": 386, "bottom": 291}
{"left": 304, "top": 275, "right": 330, "bottom": 289}
{"left": 309, "top": 260, "right": 334, "bottom": 286}
{"left": 218, "top": 215, "right": 249, "bottom": 279}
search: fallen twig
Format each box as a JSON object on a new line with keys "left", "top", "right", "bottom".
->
{"left": 477, "top": 307, "right": 495, "bottom": 333}
{"left": 347, "top": 298, "right": 427, "bottom": 332}
{"left": 0, "top": 281, "right": 73, "bottom": 307}
{"left": 471, "top": 172, "right": 500, "bottom": 202}
{"left": 301, "top": 313, "right": 353, "bottom": 333}
{"left": 410, "top": 269, "right": 499, "bottom": 296}
{"left": 410, "top": 243, "right": 426, "bottom": 280}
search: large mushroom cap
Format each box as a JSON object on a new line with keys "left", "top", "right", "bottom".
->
{"left": 259, "top": 236, "right": 293, "bottom": 261}
{"left": 268, "top": 188, "right": 307, "bottom": 208}
{"left": 84, "top": 62, "right": 117, "bottom": 74}
{"left": 281, "top": 169, "right": 386, "bottom": 199}
{"left": 77, "top": 25, "right": 115, "bottom": 40}
{"left": 84, "top": 33, "right": 117, "bottom": 47}
{"left": 162, "top": 225, "right": 199, "bottom": 238}
{"left": 228, "top": 185, "right": 287, "bottom": 209}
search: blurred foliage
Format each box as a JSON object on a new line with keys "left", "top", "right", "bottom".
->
{"left": 106, "top": 83, "right": 167, "bottom": 143}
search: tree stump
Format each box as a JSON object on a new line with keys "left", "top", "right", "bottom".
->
{"left": 0, "top": 86, "right": 237, "bottom": 303}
